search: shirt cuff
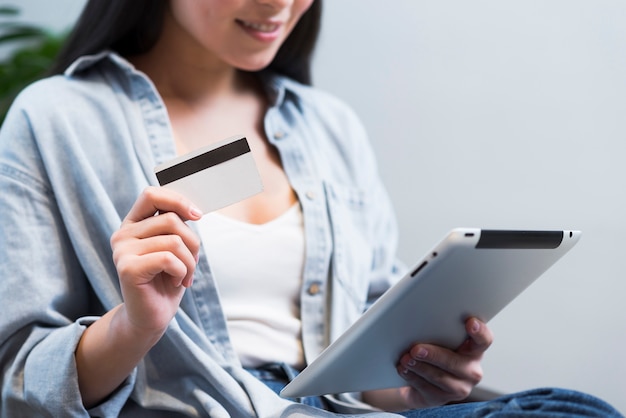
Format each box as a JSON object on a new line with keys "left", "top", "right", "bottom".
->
{"left": 23, "top": 318, "right": 136, "bottom": 417}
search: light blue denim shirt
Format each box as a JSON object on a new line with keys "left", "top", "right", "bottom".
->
{"left": 0, "top": 52, "right": 405, "bottom": 417}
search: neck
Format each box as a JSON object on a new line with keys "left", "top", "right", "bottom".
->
{"left": 128, "top": 8, "right": 249, "bottom": 105}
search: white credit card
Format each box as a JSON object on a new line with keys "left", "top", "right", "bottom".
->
{"left": 154, "top": 135, "right": 263, "bottom": 213}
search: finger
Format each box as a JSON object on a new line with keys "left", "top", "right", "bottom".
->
{"left": 117, "top": 211, "right": 201, "bottom": 253}
{"left": 457, "top": 318, "right": 494, "bottom": 356}
{"left": 401, "top": 345, "right": 483, "bottom": 386}
{"left": 136, "top": 234, "right": 197, "bottom": 269}
{"left": 115, "top": 235, "right": 198, "bottom": 287}
{"left": 124, "top": 186, "right": 203, "bottom": 224}
{"left": 144, "top": 251, "right": 190, "bottom": 288}
{"left": 397, "top": 354, "right": 477, "bottom": 403}
{"left": 112, "top": 210, "right": 202, "bottom": 274}
{"left": 117, "top": 251, "right": 190, "bottom": 288}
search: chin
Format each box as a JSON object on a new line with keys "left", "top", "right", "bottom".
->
{"left": 230, "top": 51, "right": 279, "bottom": 73}
{"left": 235, "top": 63, "right": 274, "bottom": 73}
{"left": 236, "top": 64, "right": 270, "bottom": 73}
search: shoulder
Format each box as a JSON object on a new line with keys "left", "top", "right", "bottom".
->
{"left": 267, "top": 75, "right": 381, "bottom": 186}
{"left": 5, "top": 59, "right": 138, "bottom": 141}
{"left": 277, "top": 76, "right": 364, "bottom": 131}
{"left": 1, "top": 58, "right": 136, "bottom": 172}
{"left": 11, "top": 72, "right": 113, "bottom": 122}
{"left": 11, "top": 75, "right": 87, "bottom": 113}
{"left": 270, "top": 75, "right": 370, "bottom": 154}
{"left": 9, "top": 52, "right": 138, "bottom": 123}
{"left": 2, "top": 76, "right": 75, "bottom": 139}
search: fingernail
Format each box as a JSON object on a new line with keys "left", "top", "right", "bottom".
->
{"left": 408, "top": 359, "right": 416, "bottom": 366}
{"left": 416, "top": 347, "right": 428, "bottom": 359}
{"left": 471, "top": 320, "right": 480, "bottom": 333}
{"left": 190, "top": 205, "right": 203, "bottom": 218}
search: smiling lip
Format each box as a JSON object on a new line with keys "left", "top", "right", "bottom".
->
{"left": 236, "top": 19, "right": 282, "bottom": 42}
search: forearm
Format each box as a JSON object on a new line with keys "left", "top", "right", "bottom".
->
{"left": 75, "top": 304, "right": 164, "bottom": 408}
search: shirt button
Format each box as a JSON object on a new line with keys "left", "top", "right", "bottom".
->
{"left": 305, "top": 190, "right": 316, "bottom": 200}
{"left": 307, "top": 282, "right": 322, "bottom": 295}
{"left": 273, "top": 130, "right": 285, "bottom": 140}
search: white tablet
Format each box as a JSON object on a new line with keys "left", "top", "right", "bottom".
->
{"left": 280, "top": 228, "right": 581, "bottom": 398}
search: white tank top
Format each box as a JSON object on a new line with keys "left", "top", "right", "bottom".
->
{"left": 196, "top": 203, "right": 306, "bottom": 369}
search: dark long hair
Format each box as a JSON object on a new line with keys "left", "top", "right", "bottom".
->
{"left": 50, "top": 0, "right": 322, "bottom": 85}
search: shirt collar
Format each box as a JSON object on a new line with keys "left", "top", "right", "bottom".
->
{"left": 65, "top": 50, "right": 135, "bottom": 76}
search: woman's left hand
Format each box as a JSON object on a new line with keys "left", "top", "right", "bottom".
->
{"left": 394, "top": 317, "right": 494, "bottom": 409}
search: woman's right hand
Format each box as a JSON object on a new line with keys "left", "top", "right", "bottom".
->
{"left": 110, "top": 186, "right": 203, "bottom": 337}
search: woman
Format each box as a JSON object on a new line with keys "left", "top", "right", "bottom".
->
{"left": 0, "top": 0, "right": 621, "bottom": 416}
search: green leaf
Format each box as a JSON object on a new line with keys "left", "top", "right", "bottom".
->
{"left": 0, "top": 6, "right": 19, "bottom": 16}
{"left": 0, "top": 6, "right": 67, "bottom": 125}
{"left": 0, "top": 28, "right": 48, "bottom": 44}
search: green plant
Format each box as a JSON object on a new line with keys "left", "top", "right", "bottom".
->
{"left": 0, "top": 5, "right": 66, "bottom": 124}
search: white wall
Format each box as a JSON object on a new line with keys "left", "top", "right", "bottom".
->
{"left": 0, "top": 0, "right": 84, "bottom": 58}
{"left": 8, "top": 0, "right": 84, "bottom": 31}
{"left": 10, "top": 0, "right": 626, "bottom": 413}
{"left": 314, "top": 0, "right": 626, "bottom": 414}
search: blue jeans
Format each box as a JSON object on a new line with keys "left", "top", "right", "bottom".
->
{"left": 248, "top": 363, "right": 623, "bottom": 417}
{"left": 246, "top": 363, "right": 330, "bottom": 410}
{"left": 398, "top": 388, "right": 623, "bottom": 417}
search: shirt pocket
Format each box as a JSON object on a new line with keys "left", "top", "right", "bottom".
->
{"left": 323, "top": 182, "right": 373, "bottom": 315}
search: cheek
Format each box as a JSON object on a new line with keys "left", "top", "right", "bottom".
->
{"left": 294, "top": 0, "right": 315, "bottom": 20}
{"left": 170, "top": 0, "right": 202, "bottom": 25}
{"left": 169, "top": 0, "right": 223, "bottom": 40}
{"left": 284, "top": 0, "right": 315, "bottom": 38}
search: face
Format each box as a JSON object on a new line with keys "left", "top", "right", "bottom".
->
{"left": 167, "top": 0, "right": 314, "bottom": 71}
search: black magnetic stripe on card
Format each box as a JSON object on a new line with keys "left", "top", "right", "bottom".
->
{"left": 476, "top": 230, "right": 563, "bottom": 249}
{"left": 156, "top": 138, "right": 250, "bottom": 185}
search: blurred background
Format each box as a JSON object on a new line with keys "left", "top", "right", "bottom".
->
{"left": 4, "top": 0, "right": 625, "bottom": 413}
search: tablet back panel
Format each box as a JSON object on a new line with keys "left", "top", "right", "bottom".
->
{"left": 281, "top": 228, "right": 581, "bottom": 398}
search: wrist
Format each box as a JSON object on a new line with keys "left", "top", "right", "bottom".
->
{"left": 362, "top": 387, "right": 414, "bottom": 412}
{"left": 76, "top": 304, "right": 165, "bottom": 408}
{"left": 112, "top": 304, "right": 166, "bottom": 349}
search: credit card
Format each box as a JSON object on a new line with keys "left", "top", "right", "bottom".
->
{"left": 154, "top": 135, "right": 263, "bottom": 213}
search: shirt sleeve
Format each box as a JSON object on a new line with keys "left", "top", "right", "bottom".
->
{"left": 0, "top": 101, "right": 135, "bottom": 417}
